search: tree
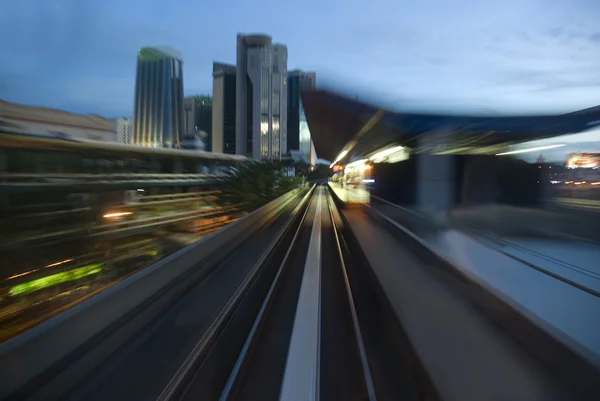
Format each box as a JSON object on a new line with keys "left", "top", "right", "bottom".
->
{"left": 217, "top": 161, "right": 303, "bottom": 212}
{"left": 307, "top": 164, "right": 332, "bottom": 181}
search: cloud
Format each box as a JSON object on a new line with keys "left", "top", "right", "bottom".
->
{"left": 0, "top": 0, "right": 599, "bottom": 117}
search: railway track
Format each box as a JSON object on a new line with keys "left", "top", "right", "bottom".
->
{"left": 159, "top": 185, "right": 437, "bottom": 401}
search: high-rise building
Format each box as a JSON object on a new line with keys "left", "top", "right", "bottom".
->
{"left": 132, "top": 46, "right": 184, "bottom": 148}
{"left": 183, "top": 96, "right": 212, "bottom": 151}
{"left": 235, "top": 34, "right": 288, "bottom": 160}
{"left": 115, "top": 117, "right": 133, "bottom": 144}
{"left": 212, "top": 62, "right": 237, "bottom": 154}
{"left": 287, "top": 70, "right": 316, "bottom": 166}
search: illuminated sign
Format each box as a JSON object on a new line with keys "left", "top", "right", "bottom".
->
{"left": 566, "top": 153, "right": 600, "bottom": 169}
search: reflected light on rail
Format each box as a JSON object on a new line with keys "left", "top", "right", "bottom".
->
{"left": 496, "top": 144, "right": 565, "bottom": 156}
{"left": 103, "top": 211, "right": 133, "bottom": 218}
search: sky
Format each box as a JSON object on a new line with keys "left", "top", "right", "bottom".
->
{"left": 509, "top": 128, "right": 600, "bottom": 162}
{"left": 1, "top": 0, "right": 600, "bottom": 120}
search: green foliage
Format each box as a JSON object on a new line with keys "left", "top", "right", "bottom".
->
{"left": 217, "top": 161, "right": 303, "bottom": 212}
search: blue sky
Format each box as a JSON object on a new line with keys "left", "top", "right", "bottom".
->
{"left": 1, "top": 0, "right": 599, "bottom": 119}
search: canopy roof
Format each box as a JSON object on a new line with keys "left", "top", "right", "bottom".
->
{"left": 301, "top": 90, "right": 600, "bottom": 164}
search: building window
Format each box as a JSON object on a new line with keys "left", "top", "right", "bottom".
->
{"left": 273, "top": 117, "right": 280, "bottom": 158}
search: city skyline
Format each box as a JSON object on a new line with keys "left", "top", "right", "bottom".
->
{"left": 1, "top": 0, "right": 599, "bottom": 120}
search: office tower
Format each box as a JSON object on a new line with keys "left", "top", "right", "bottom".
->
{"left": 212, "top": 62, "right": 237, "bottom": 154}
{"left": 235, "top": 34, "right": 288, "bottom": 160}
{"left": 115, "top": 117, "right": 133, "bottom": 144}
{"left": 287, "top": 70, "right": 316, "bottom": 166}
{"left": 132, "top": 46, "right": 184, "bottom": 148}
{"left": 183, "top": 96, "right": 212, "bottom": 151}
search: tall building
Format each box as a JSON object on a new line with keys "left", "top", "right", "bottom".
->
{"left": 115, "top": 117, "right": 133, "bottom": 144}
{"left": 212, "top": 62, "right": 237, "bottom": 154}
{"left": 183, "top": 96, "right": 212, "bottom": 151}
{"left": 287, "top": 70, "right": 316, "bottom": 166}
{"left": 235, "top": 34, "right": 288, "bottom": 160}
{"left": 132, "top": 46, "right": 184, "bottom": 148}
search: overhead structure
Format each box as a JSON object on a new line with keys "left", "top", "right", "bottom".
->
{"left": 301, "top": 90, "right": 600, "bottom": 166}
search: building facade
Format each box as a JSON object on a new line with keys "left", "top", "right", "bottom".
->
{"left": 287, "top": 70, "right": 316, "bottom": 166}
{"left": 115, "top": 117, "right": 133, "bottom": 144}
{"left": 212, "top": 62, "right": 237, "bottom": 154}
{"left": 0, "top": 99, "right": 116, "bottom": 142}
{"left": 235, "top": 34, "right": 288, "bottom": 160}
{"left": 132, "top": 46, "right": 184, "bottom": 148}
{"left": 183, "top": 96, "right": 212, "bottom": 151}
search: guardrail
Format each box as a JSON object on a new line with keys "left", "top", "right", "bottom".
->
{"left": 0, "top": 173, "right": 222, "bottom": 188}
{"left": 0, "top": 185, "right": 310, "bottom": 400}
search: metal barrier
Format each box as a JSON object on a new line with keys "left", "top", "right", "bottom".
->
{"left": 0, "top": 185, "right": 310, "bottom": 400}
{"left": 364, "top": 197, "right": 600, "bottom": 395}
{"left": 0, "top": 173, "right": 219, "bottom": 188}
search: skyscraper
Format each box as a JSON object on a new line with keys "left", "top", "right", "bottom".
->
{"left": 183, "top": 95, "right": 212, "bottom": 151}
{"left": 132, "top": 46, "right": 184, "bottom": 148}
{"left": 287, "top": 70, "right": 316, "bottom": 165}
{"left": 235, "top": 34, "right": 288, "bottom": 160}
{"left": 212, "top": 62, "right": 237, "bottom": 154}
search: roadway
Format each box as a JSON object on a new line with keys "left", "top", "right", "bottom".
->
{"left": 2, "top": 184, "right": 599, "bottom": 401}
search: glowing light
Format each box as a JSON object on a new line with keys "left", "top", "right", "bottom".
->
{"left": 103, "top": 212, "right": 133, "bottom": 218}
{"left": 6, "top": 269, "right": 39, "bottom": 280}
{"left": 331, "top": 150, "right": 349, "bottom": 167}
{"left": 45, "top": 258, "right": 74, "bottom": 268}
{"left": 496, "top": 144, "right": 565, "bottom": 156}
{"left": 566, "top": 153, "right": 600, "bottom": 169}
{"left": 9, "top": 264, "right": 103, "bottom": 297}
{"left": 369, "top": 145, "right": 405, "bottom": 162}
{"left": 346, "top": 159, "right": 368, "bottom": 168}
